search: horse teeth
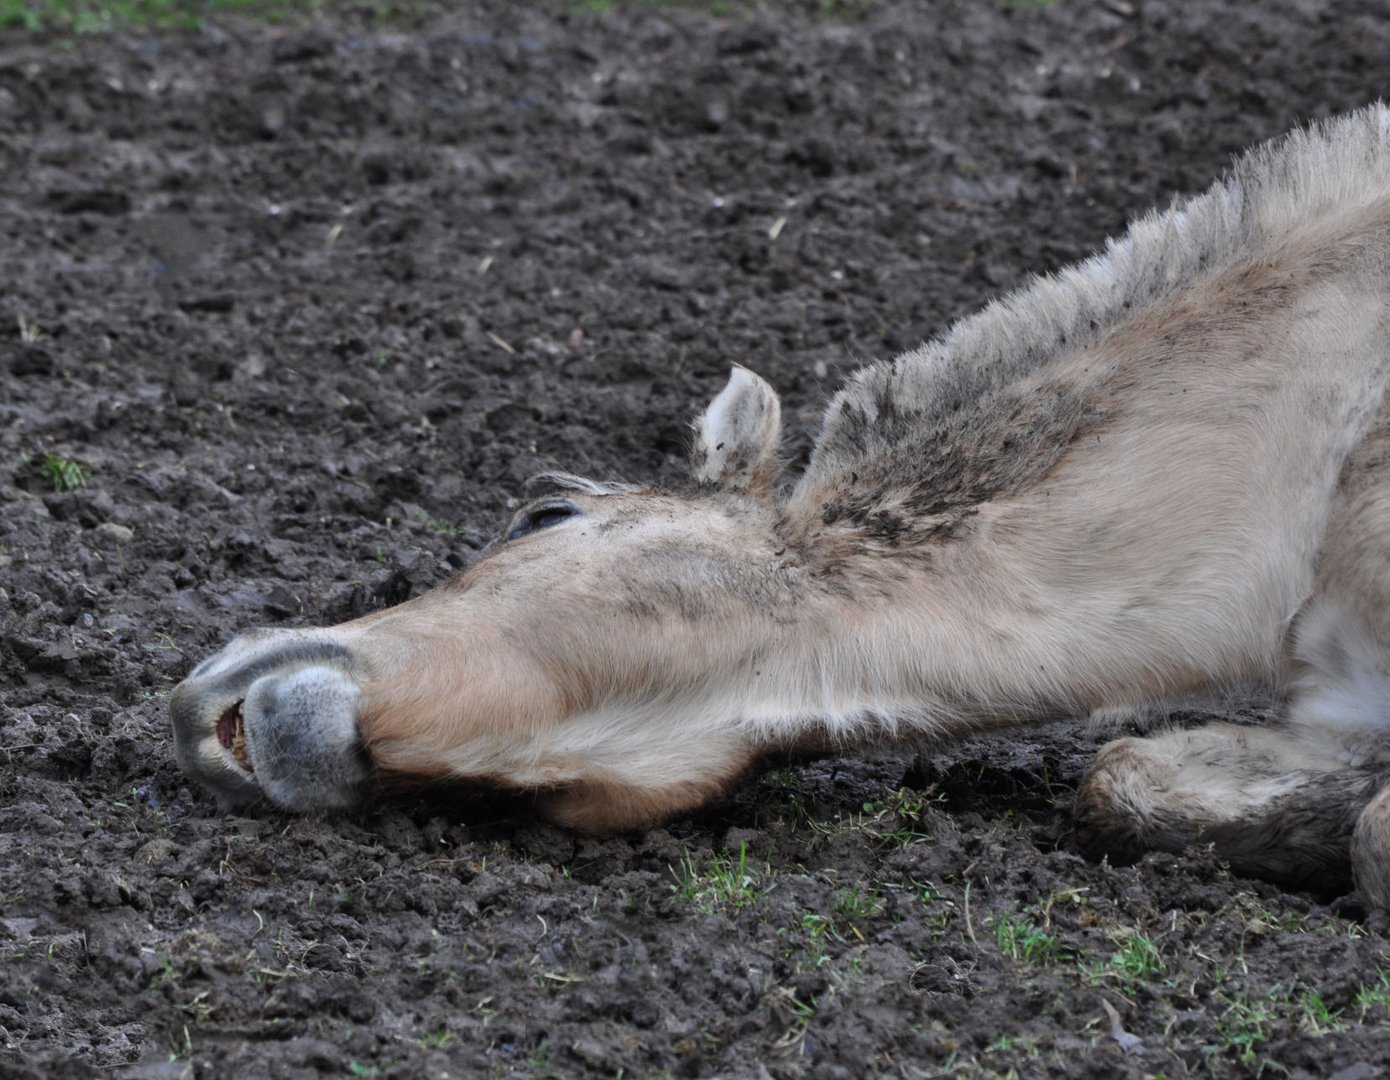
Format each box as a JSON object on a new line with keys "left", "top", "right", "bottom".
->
{"left": 230, "top": 704, "right": 253, "bottom": 772}
{"left": 217, "top": 700, "right": 254, "bottom": 773}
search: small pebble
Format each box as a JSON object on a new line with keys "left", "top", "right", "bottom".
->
{"left": 95, "top": 522, "right": 135, "bottom": 544}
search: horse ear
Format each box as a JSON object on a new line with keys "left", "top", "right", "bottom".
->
{"left": 692, "top": 365, "right": 783, "bottom": 495}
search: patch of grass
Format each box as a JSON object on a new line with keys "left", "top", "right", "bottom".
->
{"left": 1209, "top": 986, "right": 1280, "bottom": 1065}
{"left": 416, "top": 1025, "right": 450, "bottom": 1049}
{"left": 911, "top": 879, "right": 956, "bottom": 937}
{"left": 1204, "top": 978, "right": 1349, "bottom": 1065}
{"left": 793, "top": 785, "right": 942, "bottom": 847}
{"left": 42, "top": 451, "right": 90, "bottom": 492}
{"left": 982, "top": 1032, "right": 1040, "bottom": 1060}
{"left": 1296, "top": 987, "right": 1344, "bottom": 1036}
{"left": 565, "top": 0, "right": 878, "bottom": 18}
{"left": 1097, "top": 930, "right": 1164, "bottom": 986}
{"left": 671, "top": 841, "right": 762, "bottom": 912}
{"left": 800, "top": 911, "right": 834, "bottom": 933}
{"left": 0, "top": 0, "right": 318, "bottom": 33}
{"left": 565, "top": 0, "right": 744, "bottom": 16}
{"left": 993, "top": 910, "right": 1065, "bottom": 967}
{"left": 166, "top": 1025, "right": 193, "bottom": 1063}
{"left": 1355, "top": 967, "right": 1390, "bottom": 1017}
{"left": 794, "top": 907, "right": 855, "bottom": 967}
{"left": 862, "top": 787, "right": 941, "bottom": 847}
{"left": 532, "top": 970, "right": 584, "bottom": 993}
{"left": 811, "top": 0, "right": 878, "bottom": 12}
{"left": 830, "top": 883, "right": 883, "bottom": 921}
{"left": 16, "top": 313, "right": 43, "bottom": 343}
{"left": 768, "top": 985, "right": 818, "bottom": 1052}
{"left": 175, "top": 990, "right": 214, "bottom": 1023}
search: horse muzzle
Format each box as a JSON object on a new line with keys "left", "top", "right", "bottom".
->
{"left": 170, "top": 632, "right": 371, "bottom": 812}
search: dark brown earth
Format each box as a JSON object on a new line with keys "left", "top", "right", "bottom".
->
{"left": 5, "top": 1, "right": 1390, "bottom": 1076}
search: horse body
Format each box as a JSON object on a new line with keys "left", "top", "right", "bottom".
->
{"left": 171, "top": 107, "right": 1390, "bottom": 905}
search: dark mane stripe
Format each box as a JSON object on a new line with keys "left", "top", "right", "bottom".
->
{"left": 799, "top": 106, "right": 1390, "bottom": 498}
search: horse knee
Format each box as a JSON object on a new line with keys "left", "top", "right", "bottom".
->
{"left": 1352, "top": 783, "right": 1390, "bottom": 912}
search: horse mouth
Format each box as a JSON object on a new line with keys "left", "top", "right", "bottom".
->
{"left": 216, "top": 701, "right": 253, "bottom": 773}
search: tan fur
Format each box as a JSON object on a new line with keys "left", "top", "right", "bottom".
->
{"left": 1353, "top": 784, "right": 1390, "bottom": 911}
{"left": 170, "top": 107, "right": 1390, "bottom": 907}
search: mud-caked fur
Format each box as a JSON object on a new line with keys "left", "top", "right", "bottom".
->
{"left": 173, "top": 106, "right": 1390, "bottom": 908}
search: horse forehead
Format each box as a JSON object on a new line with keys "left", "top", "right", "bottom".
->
{"left": 584, "top": 493, "right": 749, "bottom": 535}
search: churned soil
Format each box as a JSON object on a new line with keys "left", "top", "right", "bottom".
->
{"left": 5, "top": 1, "right": 1390, "bottom": 1076}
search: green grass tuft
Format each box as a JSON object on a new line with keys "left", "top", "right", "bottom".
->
{"left": 565, "top": 0, "right": 879, "bottom": 18}
{"left": 42, "top": 451, "right": 90, "bottom": 492}
{"left": 0, "top": 0, "right": 319, "bottom": 33}
{"left": 671, "top": 841, "right": 762, "bottom": 911}
{"left": 993, "top": 910, "right": 1066, "bottom": 967}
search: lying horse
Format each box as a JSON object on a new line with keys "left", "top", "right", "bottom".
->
{"left": 171, "top": 106, "right": 1390, "bottom": 908}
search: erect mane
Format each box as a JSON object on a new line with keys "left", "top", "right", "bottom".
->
{"left": 800, "top": 104, "right": 1390, "bottom": 495}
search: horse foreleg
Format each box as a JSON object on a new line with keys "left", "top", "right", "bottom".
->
{"left": 1353, "top": 781, "right": 1390, "bottom": 911}
{"left": 1075, "top": 722, "right": 1385, "bottom": 890}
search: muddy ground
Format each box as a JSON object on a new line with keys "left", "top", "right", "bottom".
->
{"left": 4, "top": 0, "right": 1390, "bottom": 1076}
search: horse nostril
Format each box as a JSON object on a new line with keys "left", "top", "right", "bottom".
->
{"left": 173, "top": 644, "right": 367, "bottom": 813}
{"left": 215, "top": 700, "right": 253, "bottom": 772}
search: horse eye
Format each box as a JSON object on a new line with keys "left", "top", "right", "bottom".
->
{"left": 507, "top": 501, "right": 579, "bottom": 541}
